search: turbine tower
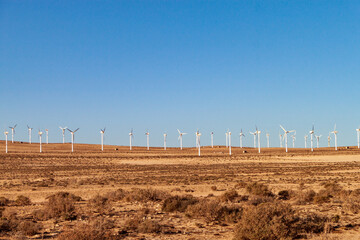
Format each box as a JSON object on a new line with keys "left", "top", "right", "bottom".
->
{"left": 163, "top": 133, "right": 167, "bottom": 150}
{"left": 9, "top": 125, "right": 17, "bottom": 143}
{"left": 38, "top": 129, "right": 43, "bottom": 153}
{"left": 328, "top": 134, "right": 331, "bottom": 147}
{"left": 27, "top": 125, "right": 33, "bottom": 144}
{"left": 145, "top": 130, "right": 150, "bottom": 150}
{"left": 4, "top": 131, "right": 9, "bottom": 153}
{"left": 225, "top": 130, "right": 229, "bottom": 148}
{"left": 59, "top": 127, "right": 67, "bottom": 144}
{"left": 304, "top": 135, "right": 308, "bottom": 148}
{"left": 239, "top": 129, "right": 245, "bottom": 148}
{"left": 177, "top": 129, "right": 187, "bottom": 150}
{"left": 266, "top": 132, "right": 270, "bottom": 148}
{"left": 100, "top": 128, "right": 106, "bottom": 151}
{"left": 195, "top": 129, "right": 200, "bottom": 148}
{"left": 356, "top": 127, "right": 360, "bottom": 149}
{"left": 280, "top": 125, "right": 295, "bottom": 153}
{"left": 331, "top": 124, "right": 338, "bottom": 151}
{"left": 255, "top": 127, "right": 261, "bottom": 153}
{"left": 45, "top": 129, "right": 49, "bottom": 144}
{"left": 67, "top": 128, "right": 79, "bottom": 153}
{"left": 129, "top": 129, "right": 134, "bottom": 150}
{"left": 196, "top": 131, "right": 201, "bottom": 156}
{"left": 211, "top": 132, "right": 214, "bottom": 148}
{"left": 291, "top": 132, "right": 296, "bottom": 148}
{"left": 250, "top": 131, "right": 257, "bottom": 148}
{"left": 315, "top": 135, "right": 322, "bottom": 148}
{"left": 309, "top": 125, "right": 315, "bottom": 152}
{"left": 228, "top": 131, "right": 232, "bottom": 155}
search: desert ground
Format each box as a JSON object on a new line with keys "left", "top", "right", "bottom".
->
{"left": 1, "top": 141, "right": 360, "bottom": 239}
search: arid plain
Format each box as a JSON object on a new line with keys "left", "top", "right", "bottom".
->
{"left": 1, "top": 141, "right": 360, "bottom": 239}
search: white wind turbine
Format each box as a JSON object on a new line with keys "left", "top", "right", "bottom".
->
{"left": 291, "top": 132, "right": 296, "bottom": 148}
{"left": 38, "top": 129, "right": 43, "bottom": 153}
{"left": 304, "top": 135, "right": 308, "bottom": 148}
{"left": 145, "top": 130, "right": 150, "bottom": 150}
{"left": 309, "top": 125, "right": 315, "bottom": 152}
{"left": 27, "top": 125, "right": 33, "bottom": 144}
{"left": 211, "top": 132, "right": 214, "bottom": 148}
{"left": 239, "top": 129, "right": 245, "bottom": 148}
{"left": 250, "top": 131, "right": 257, "bottom": 148}
{"left": 280, "top": 125, "right": 295, "bottom": 153}
{"left": 315, "top": 135, "right": 322, "bottom": 148}
{"left": 266, "top": 132, "right": 270, "bottom": 148}
{"left": 356, "top": 127, "right": 360, "bottom": 149}
{"left": 100, "top": 128, "right": 106, "bottom": 151}
{"left": 4, "top": 131, "right": 9, "bottom": 153}
{"left": 129, "top": 129, "right": 134, "bottom": 150}
{"left": 59, "top": 127, "right": 67, "bottom": 144}
{"left": 330, "top": 124, "right": 338, "bottom": 151}
{"left": 67, "top": 128, "right": 79, "bottom": 152}
{"left": 45, "top": 129, "right": 49, "bottom": 144}
{"left": 9, "top": 124, "right": 17, "bottom": 143}
{"left": 196, "top": 130, "right": 201, "bottom": 156}
{"left": 177, "top": 129, "right": 187, "bottom": 150}
{"left": 255, "top": 127, "right": 261, "bottom": 153}
{"left": 228, "top": 131, "right": 232, "bottom": 155}
{"left": 225, "top": 129, "right": 229, "bottom": 148}
{"left": 163, "top": 133, "right": 167, "bottom": 150}
{"left": 328, "top": 134, "right": 331, "bottom": 147}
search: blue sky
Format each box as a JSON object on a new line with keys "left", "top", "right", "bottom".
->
{"left": 1, "top": 1, "right": 360, "bottom": 148}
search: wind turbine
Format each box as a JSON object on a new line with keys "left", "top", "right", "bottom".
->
{"left": 291, "top": 132, "right": 296, "bottom": 148}
{"left": 67, "top": 128, "right": 79, "bottom": 152}
{"left": 330, "top": 124, "right": 338, "bottom": 151}
{"left": 255, "top": 127, "right": 261, "bottom": 153}
{"left": 280, "top": 125, "right": 295, "bottom": 153}
{"left": 45, "top": 129, "right": 49, "bottom": 144}
{"left": 4, "top": 131, "right": 9, "bottom": 153}
{"left": 266, "top": 132, "right": 270, "bottom": 148}
{"left": 38, "top": 129, "right": 43, "bottom": 153}
{"left": 356, "top": 127, "right": 360, "bottom": 149}
{"left": 145, "top": 130, "right": 150, "bottom": 150}
{"left": 27, "top": 125, "right": 33, "bottom": 144}
{"left": 315, "top": 135, "right": 322, "bottom": 148}
{"left": 177, "top": 129, "right": 187, "bottom": 150}
{"left": 309, "top": 125, "right": 315, "bottom": 152}
{"left": 239, "top": 129, "right": 245, "bottom": 148}
{"left": 100, "top": 128, "right": 106, "bottom": 151}
{"left": 163, "top": 133, "right": 167, "bottom": 150}
{"left": 129, "top": 129, "right": 134, "bottom": 150}
{"left": 9, "top": 125, "right": 17, "bottom": 143}
{"left": 211, "top": 132, "right": 214, "bottom": 148}
{"left": 59, "top": 127, "right": 67, "bottom": 144}
{"left": 328, "top": 134, "right": 331, "bottom": 147}
{"left": 250, "top": 131, "right": 257, "bottom": 148}
{"left": 228, "top": 131, "right": 232, "bottom": 155}
{"left": 196, "top": 130, "right": 201, "bottom": 156}
{"left": 304, "top": 135, "right": 308, "bottom": 148}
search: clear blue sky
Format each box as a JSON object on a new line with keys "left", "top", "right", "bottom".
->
{"left": 1, "top": 1, "right": 360, "bottom": 148}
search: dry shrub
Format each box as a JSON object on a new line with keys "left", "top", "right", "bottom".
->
{"left": 162, "top": 195, "right": 198, "bottom": 212}
{"left": 124, "top": 215, "right": 161, "bottom": 233}
{"left": 57, "top": 217, "right": 114, "bottom": 240}
{"left": 125, "top": 188, "right": 170, "bottom": 202}
{"left": 0, "top": 197, "right": 9, "bottom": 206}
{"left": 17, "top": 220, "right": 42, "bottom": 236}
{"left": 43, "top": 192, "right": 81, "bottom": 220}
{"left": 233, "top": 201, "right": 328, "bottom": 240}
{"left": 186, "top": 199, "right": 242, "bottom": 224}
{"left": 105, "top": 188, "right": 128, "bottom": 201}
{"left": 248, "top": 195, "right": 274, "bottom": 206}
{"left": 88, "top": 195, "right": 113, "bottom": 215}
{"left": 246, "top": 182, "right": 274, "bottom": 197}
{"left": 278, "top": 190, "right": 291, "bottom": 200}
{"left": 14, "top": 195, "right": 31, "bottom": 206}
{"left": 0, "top": 210, "right": 19, "bottom": 234}
{"left": 295, "top": 190, "right": 316, "bottom": 205}
{"left": 343, "top": 190, "right": 360, "bottom": 214}
{"left": 314, "top": 190, "right": 332, "bottom": 204}
{"left": 220, "top": 189, "right": 239, "bottom": 202}
{"left": 211, "top": 186, "right": 217, "bottom": 191}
